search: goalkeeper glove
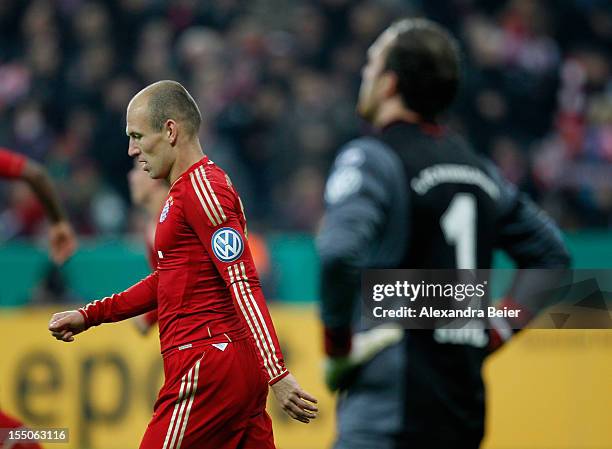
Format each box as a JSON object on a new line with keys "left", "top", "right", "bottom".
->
{"left": 324, "top": 324, "right": 403, "bottom": 391}
{"left": 488, "top": 298, "right": 532, "bottom": 354}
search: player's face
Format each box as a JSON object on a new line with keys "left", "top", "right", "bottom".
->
{"left": 357, "top": 30, "right": 394, "bottom": 121}
{"left": 126, "top": 98, "right": 173, "bottom": 180}
{"left": 128, "top": 159, "right": 157, "bottom": 206}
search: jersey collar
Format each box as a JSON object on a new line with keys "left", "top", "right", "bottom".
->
{"left": 379, "top": 120, "right": 446, "bottom": 138}
{"left": 170, "top": 155, "right": 210, "bottom": 190}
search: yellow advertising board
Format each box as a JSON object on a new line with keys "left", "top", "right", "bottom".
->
{"left": 0, "top": 306, "right": 335, "bottom": 449}
{"left": 0, "top": 306, "right": 610, "bottom": 449}
{"left": 483, "top": 330, "right": 612, "bottom": 449}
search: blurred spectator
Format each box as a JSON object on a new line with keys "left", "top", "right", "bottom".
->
{"left": 0, "top": 0, "right": 610, "bottom": 239}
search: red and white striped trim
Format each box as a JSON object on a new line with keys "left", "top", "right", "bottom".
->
{"left": 79, "top": 298, "right": 109, "bottom": 323}
{"left": 228, "top": 262, "right": 284, "bottom": 380}
{"left": 189, "top": 166, "right": 226, "bottom": 227}
{"left": 269, "top": 370, "right": 290, "bottom": 385}
{"left": 198, "top": 166, "right": 226, "bottom": 222}
{"left": 162, "top": 357, "right": 202, "bottom": 449}
{"left": 238, "top": 197, "right": 248, "bottom": 238}
{"left": 238, "top": 263, "right": 283, "bottom": 371}
{"left": 78, "top": 307, "right": 89, "bottom": 322}
{"left": 228, "top": 264, "right": 276, "bottom": 379}
{"left": 82, "top": 298, "right": 106, "bottom": 313}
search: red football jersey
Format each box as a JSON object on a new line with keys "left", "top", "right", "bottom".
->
{"left": 79, "top": 157, "right": 288, "bottom": 384}
{"left": 0, "top": 148, "right": 26, "bottom": 178}
{"left": 140, "top": 225, "right": 159, "bottom": 327}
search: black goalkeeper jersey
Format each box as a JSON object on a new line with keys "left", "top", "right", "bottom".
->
{"left": 317, "top": 121, "right": 570, "bottom": 448}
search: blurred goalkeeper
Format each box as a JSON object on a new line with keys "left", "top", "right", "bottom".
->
{"left": 318, "top": 18, "right": 570, "bottom": 449}
{"left": 48, "top": 81, "right": 317, "bottom": 449}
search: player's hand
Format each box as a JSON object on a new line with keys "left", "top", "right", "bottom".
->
{"left": 487, "top": 298, "right": 530, "bottom": 354}
{"left": 325, "top": 324, "right": 403, "bottom": 391}
{"left": 270, "top": 373, "right": 318, "bottom": 424}
{"left": 48, "top": 220, "right": 77, "bottom": 265}
{"left": 48, "top": 310, "right": 86, "bottom": 342}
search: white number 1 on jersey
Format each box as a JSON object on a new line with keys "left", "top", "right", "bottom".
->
{"left": 438, "top": 193, "right": 487, "bottom": 348}
{"left": 440, "top": 193, "right": 476, "bottom": 269}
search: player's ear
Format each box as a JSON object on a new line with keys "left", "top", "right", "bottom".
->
{"left": 381, "top": 71, "right": 399, "bottom": 99}
{"left": 165, "top": 119, "right": 178, "bottom": 145}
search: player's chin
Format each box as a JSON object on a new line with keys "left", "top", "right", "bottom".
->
{"left": 149, "top": 168, "right": 169, "bottom": 180}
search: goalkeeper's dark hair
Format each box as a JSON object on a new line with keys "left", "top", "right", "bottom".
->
{"left": 147, "top": 80, "right": 202, "bottom": 137}
{"left": 384, "top": 18, "right": 461, "bottom": 121}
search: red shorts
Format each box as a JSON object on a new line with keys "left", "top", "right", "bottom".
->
{"left": 139, "top": 337, "right": 275, "bottom": 449}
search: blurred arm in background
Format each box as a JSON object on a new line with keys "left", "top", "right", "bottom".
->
{"left": 0, "top": 147, "right": 77, "bottom": 265}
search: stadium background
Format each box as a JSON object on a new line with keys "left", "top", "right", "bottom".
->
{"left": 0, "top": 0, "right": 610, "bottom": 448}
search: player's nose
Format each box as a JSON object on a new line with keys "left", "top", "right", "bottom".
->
{"left": 128, "top": 143, "right": 140, "bottom": 158}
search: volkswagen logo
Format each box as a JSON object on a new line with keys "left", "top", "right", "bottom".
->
{"left": 211, "top": 227, "right": 244, "bottom": 262}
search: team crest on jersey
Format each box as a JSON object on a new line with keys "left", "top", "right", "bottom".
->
{"left": 159, "top": 196, "right": 173, "bottom": 223}
{"left": 212, "top": 227, "right": 244, "bottom": 262}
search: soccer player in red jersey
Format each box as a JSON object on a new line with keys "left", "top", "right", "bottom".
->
{"left": 48, "top": 80, "right": 318, "bottom": 449}
{"left": 0, "top": 148, "right": 77, "bottom": 264}
{"left": 127, "top": 158, "right": 168, "bottom": 334}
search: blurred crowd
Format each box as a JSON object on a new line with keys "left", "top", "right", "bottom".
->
{"left": 0, "top": 0, "right": 610, "bottom": 242}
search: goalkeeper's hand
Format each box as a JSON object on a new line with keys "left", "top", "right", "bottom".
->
{"left": 487, "top": 298, "right": 532, "bottom": 354}
{"left": 324, "top": 324, "right": 403, "bottom": 391}
{"left": 487, "top": 315, "right": 514, "bottom": 353}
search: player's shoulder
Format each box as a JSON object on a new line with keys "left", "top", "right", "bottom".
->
{"left": 176, "top": 157, "right": 234, "bottom": 198}
{"left": 201, "top": 158, "right": 236, "bottom": 204}
{"left": 333, "top": 136, "right": 399, "bottom": 172}
{"left": 325, "top": 136, "right": 404, "bottom": 206}
{"left": 0, "top": 147, "right": 19, "bottom": 158}
{"left": 0, "top": 147, "right": 27, "bottom": 178}
{"left": 177, "top": 157, "right": 236, "bottom": 226}
{"left": 478, "top": 157, "right": 519, "bottom": 212}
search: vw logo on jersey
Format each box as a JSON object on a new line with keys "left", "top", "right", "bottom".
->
{"left": 159, "top": 196, "right": 173, "bottom": 223}
{"left": 211, "top": 227, "right": 244, "bottom": 262}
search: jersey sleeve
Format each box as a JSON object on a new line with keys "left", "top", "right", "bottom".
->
{"left": 316, "top": 139, "right": 404, "bottom": 356}
{"left": 482, "top": 159, "right": 571, "bottom": 269}
{"left": 0, "top": 148, "right": 27, "bottom": 178}
{"left": 483, "top": 159, "right": 571, "bottom": 324}
{"left": 183, "top": 165, "right": 288, "bottom": 385}
{"left": 78, "top": 272, "right": 158, "bottom": 328}
{"left": 131, "top": 226, "right": 160, "bottom": 329}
